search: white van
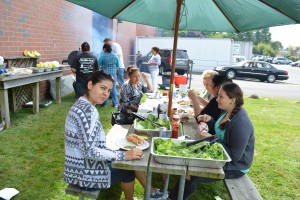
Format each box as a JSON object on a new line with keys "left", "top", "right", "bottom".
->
{"left": 233, "top": 55, "right": 246, "bottom": 63}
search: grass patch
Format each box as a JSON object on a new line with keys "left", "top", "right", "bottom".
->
{"left": 0, "top": 94, "right": 299, "bottom": 199}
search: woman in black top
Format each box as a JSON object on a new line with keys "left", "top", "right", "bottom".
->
{"left": 188, "top": 74, "right": 231, "bottom": 123}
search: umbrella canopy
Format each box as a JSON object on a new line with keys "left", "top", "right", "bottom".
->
{"left": 67, "top": 0, "right": 300, "bottom": 116}
{"left": 67, "top": 0, "right": 300, "bottom": 32}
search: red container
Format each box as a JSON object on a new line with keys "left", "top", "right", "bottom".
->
{"left": 174, "top": 75, "right": 187, "bottom": 86}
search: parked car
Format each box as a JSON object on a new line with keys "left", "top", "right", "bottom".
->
{"left": 272, "top": 57, "right": 292, "bottom": 65}
{"left": 232, "top": 55, "right": 246, "bottom": 63}
{"left": 265, "top": 57, "right": 274, "bottom": 63}
{"left": 214, "top": 60, "right": 289, "bottom": 83}
{"left": 136, "top": 49, "right": 190, "bottom": 75}
{"left": 290, "top": 60, "right": 300, "bottom": 67}
{"left": 252, "top": 55, "right": 266, "bottom": 61}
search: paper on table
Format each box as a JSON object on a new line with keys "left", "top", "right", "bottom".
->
{"left": 137, "top": 105, "right": 153, "bottom": 113}
{"left": 0, "top": 188, "right": 19, "bottom": 200}
{"left": 106, "top": 125, "right": 129, "bottom": 150}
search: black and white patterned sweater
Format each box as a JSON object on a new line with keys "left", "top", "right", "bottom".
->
{"left": 64, "top": 97, "right": 125, "bottom": 189}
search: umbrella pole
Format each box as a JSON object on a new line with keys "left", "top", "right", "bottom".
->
{"left": 168, "top": 0, "right": 184, "bottom": 117}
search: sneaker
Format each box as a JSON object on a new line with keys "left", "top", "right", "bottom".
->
{"left": 150, "top": 188, "right": 164, "bottom": 199}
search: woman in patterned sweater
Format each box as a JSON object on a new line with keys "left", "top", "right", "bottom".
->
{"left": 64, "top": 70, "right": 143, "bottom": 200}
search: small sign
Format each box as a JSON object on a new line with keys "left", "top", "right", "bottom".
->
{"left": 233, "top": 44, "right": 240, "bottom": 55}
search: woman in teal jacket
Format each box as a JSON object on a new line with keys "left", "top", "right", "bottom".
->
{"left": 169, "top": 82, "right": 255, "bottom": 200}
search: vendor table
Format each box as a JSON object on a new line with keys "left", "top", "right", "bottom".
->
{"left": 108, "top": 123, "right": 225, "bottom": 200}
{"left": 0, "top": 70, "right": 63, "bottom": 128}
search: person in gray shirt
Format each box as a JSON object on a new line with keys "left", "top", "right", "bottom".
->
{"left": 169, "top": 82, "right": 255, "bottom": 200}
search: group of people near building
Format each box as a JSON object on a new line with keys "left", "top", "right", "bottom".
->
{"left": 65, "top": 41, "right": 254, "bottom": 200}
{"left": 71, "top": 40, "right": 161, "bottom": 106}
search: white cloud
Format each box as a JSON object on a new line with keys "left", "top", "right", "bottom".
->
{"left": 270, "top": 24, "right": 300, "bottom": 48}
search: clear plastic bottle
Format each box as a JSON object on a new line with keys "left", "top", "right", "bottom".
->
{"left": 171, "top": 114, "right": 180, "bottom": 139}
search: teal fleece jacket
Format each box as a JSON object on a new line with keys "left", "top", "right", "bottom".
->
{"left": 207, "top": 107, "right": 255, "bottom": 171}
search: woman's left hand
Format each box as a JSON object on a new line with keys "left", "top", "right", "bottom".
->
{"left": 200, "top": 132, "right": 212, "bottom": 138}
{"left": 196, "top": 114, "right": 211, "bottom": 123}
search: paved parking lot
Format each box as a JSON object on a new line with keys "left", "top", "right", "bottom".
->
{"left": 156, "top": 64, "right": 300, "bottom": 99}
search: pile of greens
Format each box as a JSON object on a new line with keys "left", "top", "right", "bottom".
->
{"left": 135, "top": 114, "right": 170, "bottom": 130}
{"left": 154, "top": 138, "right": 225, "bottom": 160}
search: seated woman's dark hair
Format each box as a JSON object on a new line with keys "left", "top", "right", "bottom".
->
{"left": 127, "top": 65, "right": 140, "bottom": 75}
{"left": 219, "top": 82, "right": 244, "bottom": 130}
{"left": 81, "top": 42, "right": 90, "bottom": 52}
{"left": 103, "top": 44, "right": 112, "bottom": 53}
{"left": 85, "top": 70, "right": 114, "bottom": 97}
{"left": 211, "top": 74, "right": 232, "bottom": 88}
{"left": 89, "top": 69, "right": 114, "bottom": 85}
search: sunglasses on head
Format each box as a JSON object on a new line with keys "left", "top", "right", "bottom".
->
{"left": 129, "top": 68, "right": 140, "bottom": 73}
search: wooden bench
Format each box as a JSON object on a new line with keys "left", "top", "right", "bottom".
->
{"left": 224, "top": 174, "right": 262, "bottom": 200}
{"left": 65, "top": 184, "right": 101, "bottom": 200}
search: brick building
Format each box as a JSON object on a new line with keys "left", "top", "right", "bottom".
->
{"left": 0, "top": 0, "right": 156, "bottom": 99}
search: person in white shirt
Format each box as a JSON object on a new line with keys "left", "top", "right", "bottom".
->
{"left": 147, "top": 47, "right": 161, "bottom": 93}
{"left": 103, "top": 38, "right": 125, "bottom": 86}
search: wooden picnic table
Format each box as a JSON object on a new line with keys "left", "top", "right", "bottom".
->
{"left": 0, "top": 70, "right": 63, "bottom": 128}
{"left": 108, "top": 121, "right": 225, "bottom": 200}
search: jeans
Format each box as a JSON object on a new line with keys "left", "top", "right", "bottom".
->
{"left": 169, "top": 170, "right": 245, "bottom": 200}
{"left": 117, "top": 68, "right": 125, "bottom": 86}
{"left": 149, "top": 69, "right": 159, "bottom": 93}
{"left": 73, "top": 81, "right": 86, "bottom": 99}
{"left": 103, "top": 73, "right": 118, "bottom": 107}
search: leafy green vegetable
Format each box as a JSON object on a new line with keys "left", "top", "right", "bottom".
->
{"left": 154, "top": 138, "right": 225, "bottom": 160}
{"left": 135, "top": 114, "right": 171, "bottom": 130}
{"left": 123, "top": 145, "right": 136, "bottom": 149}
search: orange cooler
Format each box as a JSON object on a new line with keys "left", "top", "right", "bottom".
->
{"left": 174, "top": 75, "right": 187, "bottom": 86}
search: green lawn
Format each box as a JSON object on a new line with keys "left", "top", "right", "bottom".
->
{"left": 0, "top": 94, "right": 299, "bottom": 200}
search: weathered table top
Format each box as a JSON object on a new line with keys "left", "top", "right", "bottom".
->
{"left": 0, "top": 70, "right": 63, "bottom": 89}
{"left": 110, "top": 123, "right": 224, "bottom": 179}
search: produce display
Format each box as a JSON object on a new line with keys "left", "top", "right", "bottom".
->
{"left": 23, "top": 50, "right": 41, "bottom": 57}
{"left": 36, "top": 61, "right": 60, "bottom": 68}
{"left": 135, "top": 114, "right": 170, "bottom": 130}
{"left": 154, "top": 138, "right": 225, "bottom": 160}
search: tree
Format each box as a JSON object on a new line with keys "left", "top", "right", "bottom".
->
{"left": 270, "top": 41, "right": 283, "bottom": 51}
{"left": 254, "top": 28, "right": 271, "bottom": 45}
{"left": 178, "top": 30, "right": 204, "bottom": 37}
{"left": 253, "top": 43, "right": 276, "bottom": 56}
{"left": 286, "top": 46, "right": 300, "bottom": 60}
{"left": 156, "top": 28, "right": 174, "bottom": 37}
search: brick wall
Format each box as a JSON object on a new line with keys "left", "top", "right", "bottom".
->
{"left": 113, "top": 20, "right": 137, "bottom": 67}
{"left": 0, "top": 0, "right": 92, "bottom": 99}
{"left": 136, "top": 24, "right": 157, "bottom": 37}
{"left": 112, "top": 22, "right": 157, "bottom": 68}
{"left": 1, "top": 0, "right": 92, "bottom": 60}
{"left": 0, "top": 0, "right": 156, "bottom": 99}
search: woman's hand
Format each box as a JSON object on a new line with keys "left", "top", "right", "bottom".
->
{"left": 200, "top": 132, "right": 213, "bottom": 138}
{"left": 196, "top": 114, "right": 211, "bottom": 123}
{"left": 127, "top": 104, "right": 138, "bottom": 112}
{"left": 188, "top": 90, "right": 198, "bottom": 101}
{"left": 141, "top": 72, "right": 148, "bottom": 80}
{"left": 125, "top": 148, "right": 144, "bottom": 160}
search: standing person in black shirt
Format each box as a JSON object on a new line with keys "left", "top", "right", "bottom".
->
{"left": 71, "top": 42, "right": 99, "bottom": 98}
